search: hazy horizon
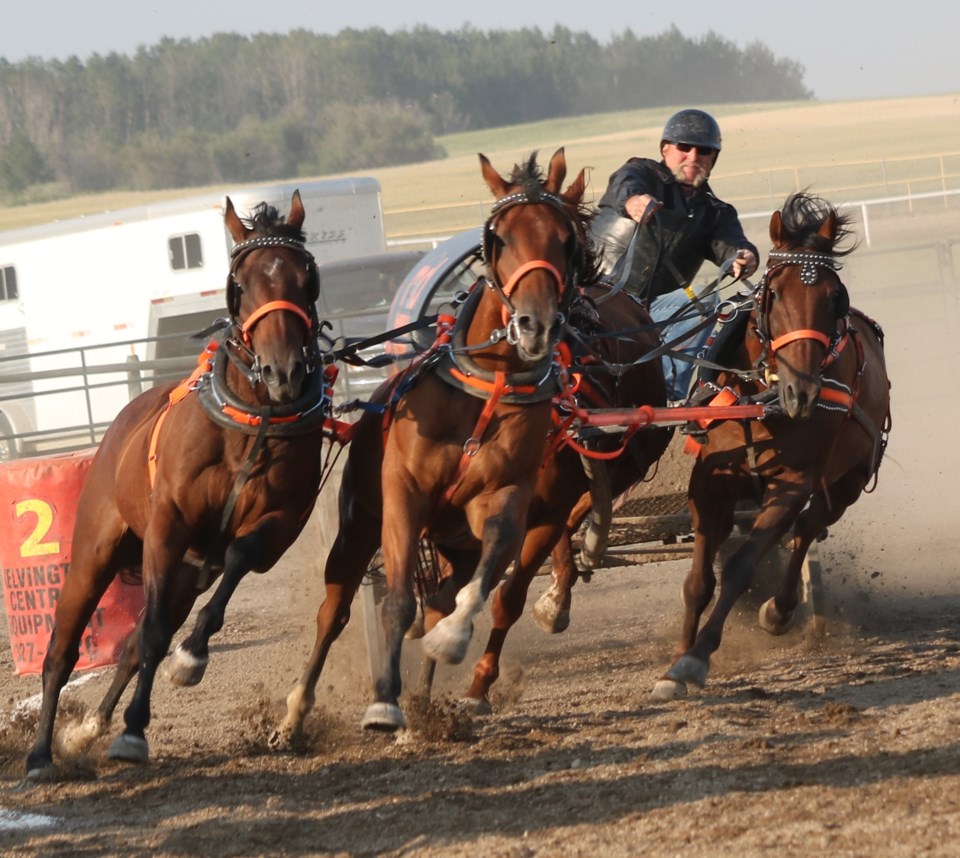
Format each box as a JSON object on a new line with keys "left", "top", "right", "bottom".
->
{"left": 2, "top": 1, "right": 959, "bottom": 103}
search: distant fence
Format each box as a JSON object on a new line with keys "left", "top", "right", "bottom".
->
{"left": 387, "top": 187, "right": 960, "bottom": 251}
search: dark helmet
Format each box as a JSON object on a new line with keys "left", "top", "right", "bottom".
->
{"left": 660, "top": 109, "right": 722, "bottom": 152}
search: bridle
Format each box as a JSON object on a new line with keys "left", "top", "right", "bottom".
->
{"left": 226, "top": 235, "right": 321, "bottom": 383}
{"left": 481, "top": 189, "right": 583, "bottom": 341}
{"left": 752, "top": 249, "right": 850, "bottom": 378}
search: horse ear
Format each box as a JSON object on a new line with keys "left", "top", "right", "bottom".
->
{"left": 288, "top": 189, "right": 305, "bottom": 231}
{"left": 545, "top": 147, "right": 567, "bottom": 194}
{"left": 769, "top": 209, "right": 784, "bottom": 247}
{"left": 479, "top": 153, "right": 509, "bottom": 198}
{"left": 818, "top": 209, "right": 837, "bottom": 242}
{"left": 224, "top": 196, "right": 248, "bottom": 243}
{"left": 563, "top": 167, "right": 588, "bottom": 208}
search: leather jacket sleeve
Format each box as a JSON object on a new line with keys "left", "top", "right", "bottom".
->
{"left": 593, "top": 157, "right": 758, "bottom": 301}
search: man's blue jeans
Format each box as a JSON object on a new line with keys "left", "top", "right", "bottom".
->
{"left": 649, "top": 287, "right": 719, "bottom": 402}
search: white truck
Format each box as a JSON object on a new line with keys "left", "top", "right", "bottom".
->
{"left": 0, "top": 177, "right": 414, "bottom": 459}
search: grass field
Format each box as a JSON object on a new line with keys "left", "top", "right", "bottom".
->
{"left": 2, "top": 94, "right": 959, "bottom": 247}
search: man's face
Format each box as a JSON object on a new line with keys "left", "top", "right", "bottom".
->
{"left": 661, "top": 141, "right": 717, "bottom": 188}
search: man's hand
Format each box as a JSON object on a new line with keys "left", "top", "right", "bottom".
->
{"left": 730, "top": 248, "right": 758, "bottom": 279}
{"left": 624, "top": 194, "right": 663, "bottom": 225}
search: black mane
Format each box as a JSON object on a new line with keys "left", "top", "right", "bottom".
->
{"left": 510, "top": 151, "right": 604, "bottom": 287}
{"left": 243, "top": 202, "right": 307, "bottom": 243}
{"left": 779, "top": 191, "right": 857, "bottom": 257}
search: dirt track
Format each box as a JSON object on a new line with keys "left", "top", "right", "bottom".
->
{"left": 1, "top": 247, "right": 958, "bottom": 856}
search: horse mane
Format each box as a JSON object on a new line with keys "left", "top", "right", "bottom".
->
{"left": 510, "top": 151, "right": 604, "bottom": 287}
{"left": 242, "top": 202, "right": 307, "bottom": 243}
{"left": 779, "top": 191, "right": 857, "bottom": 258}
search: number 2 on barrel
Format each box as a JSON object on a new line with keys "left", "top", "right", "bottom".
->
{"left": 15, "top": 499, "right": 60, "bottom": 557}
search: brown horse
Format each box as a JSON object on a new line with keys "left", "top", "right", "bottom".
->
{"left": 424, "top": 283, "right": 671, "bottom": 709}
{"left": 273, "top": 149, "right": 637, "bottom": 740}
{"left": 653, "top": 191, "right": 892, "bottom": 699}
{"left": 26, "top": 191, "right": 334, "bottom": 777}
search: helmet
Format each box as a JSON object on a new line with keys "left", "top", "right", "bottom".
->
{"left": 660, "top": 109, "right": 722, "bottom": 152}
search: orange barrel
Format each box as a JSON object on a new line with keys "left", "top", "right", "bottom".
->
{"left": 0, "top": 449, "right": 144, "bottom": 675}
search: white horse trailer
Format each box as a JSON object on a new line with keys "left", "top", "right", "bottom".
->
{"left": 0, "top": 178, "right": 395, "bottom": 458}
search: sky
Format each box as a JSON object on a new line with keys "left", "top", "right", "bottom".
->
{"left": 1, "top": 1, "right": 958, "bottom": 103}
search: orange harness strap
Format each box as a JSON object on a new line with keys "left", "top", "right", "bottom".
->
{"left": 148, "top": 342, "right": 219, "bottom": 488}
{"left": 498, "top": 260, "right": 564, "bottom": 327}
{"left": 239, "top": 300, "right": 312, "bottom": 345}
{"left": 769, "top": 328, "right": 831, "bottom": 352}
{"left": 441, "top": 370, "right": 508, "bottom": 505}
{"left": 683, "top": 388, "right": 740, "bottom": 456}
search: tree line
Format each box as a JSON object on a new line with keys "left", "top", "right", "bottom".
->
{"left": 0, "top": 25, "right": 811, "bottom": 199}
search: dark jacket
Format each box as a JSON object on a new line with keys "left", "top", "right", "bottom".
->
{"left": 592, "top": 157, "right": 757, "bottom": 301}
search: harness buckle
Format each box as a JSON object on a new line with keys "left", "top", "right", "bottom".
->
{"left": 463, "top": 437, "right": 481, "bottom": 457}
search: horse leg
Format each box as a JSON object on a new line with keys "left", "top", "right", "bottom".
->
{"left": 163, "top": 524, "right": 284, "bottom": 686}
{"left": 55, "top": 621, "right": 140, "bottom": 758}
{"left": 465, "top": 519, "right": 563, "bottom": 711}
{"left": 421, "top": 488, "right": 526, "bottom": 667}
{"left": 25, "top": 509, "right": 136, "bottom": 778}
{"left": 60, "top": 564, "right": 204, "bottom": 755}
{"left": 411, "top": 547, "right": 476, "bottom": 703}
{"left": 361, "top": 491, "right": 425, "bottom": 731}
{"left": 533, "top": 492, "right": 591, "bottom": 633}
{"left": 759, "top": 470, "right": 866, "bottom": 634}
{"left": 666, "top": 480, "right": 812, "bottom": 692}
{"left": 271, "top": 508, "right": 379, "bottom": 748}
{"left": 107, "top": 522, "right": 192, "bottom": 765}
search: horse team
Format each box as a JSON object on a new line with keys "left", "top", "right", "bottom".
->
{"left": 23, "top": 150, "right": 891, "bottom": 779}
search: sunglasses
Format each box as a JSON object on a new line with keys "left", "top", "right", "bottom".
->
{"left": 673, "top": 142, "right": 717, "bottom": 157}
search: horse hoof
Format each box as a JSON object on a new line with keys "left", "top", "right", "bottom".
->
{"left": 651, "top": 679, "right": 688, "bottom": 701}
{"left": 24, "top": 758, "right": 57, "bottom": 782}
{"left": 532, "top": 591, "right": 569, "bottom": 634}
{"left": 162, "top": 647, "right": 208, "bottom": 687}
{"left": 758, "top": 597, "right": 796, "bottom": 635}
{"left": 361, "top": 702, "right": 407, "bottom": 732}
{"left": 421, "top": 620, "right": 470, "bottom": 665}
{"left": 267, "top": 724, "right": 297, "bottom": 751}
{"left": 107, "top": 734, "right": 149, "bottom": 764}
{"left": 456, "top": 696, "right": 492, "bottom": 716}
{"left": 666, "top": 654, "right": 709, "bottom": 689}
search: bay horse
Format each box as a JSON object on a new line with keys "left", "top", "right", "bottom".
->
{"left": 273, "top": 149, "right": 657, "bottom": 741}
{"left": 271, "top": 149, "right": 669, "bottom": 747}
{"left": 653, "top": 191, "right": 891, "bottom": 700}
{"left": 423, "top": 283, "right": 671, "bottom": 709}
{"left": 26, "top": 191, "right": 333, "bottom": 777}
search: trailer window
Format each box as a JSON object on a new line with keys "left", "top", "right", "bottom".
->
{"left": 168, "top": 233, "right": 203, "bottom": 271}
{"left": 0, "top": 266, "right": 17, "bottom": 301}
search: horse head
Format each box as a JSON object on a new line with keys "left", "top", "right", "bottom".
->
{"left": 756, "top": 192, "right": 855, "bottom": 419}
{"left": 477, "top": 148, "right": 589, "bottom": 365}
{"left": 223, "top": 190, "right": 319, "bottom": 404}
